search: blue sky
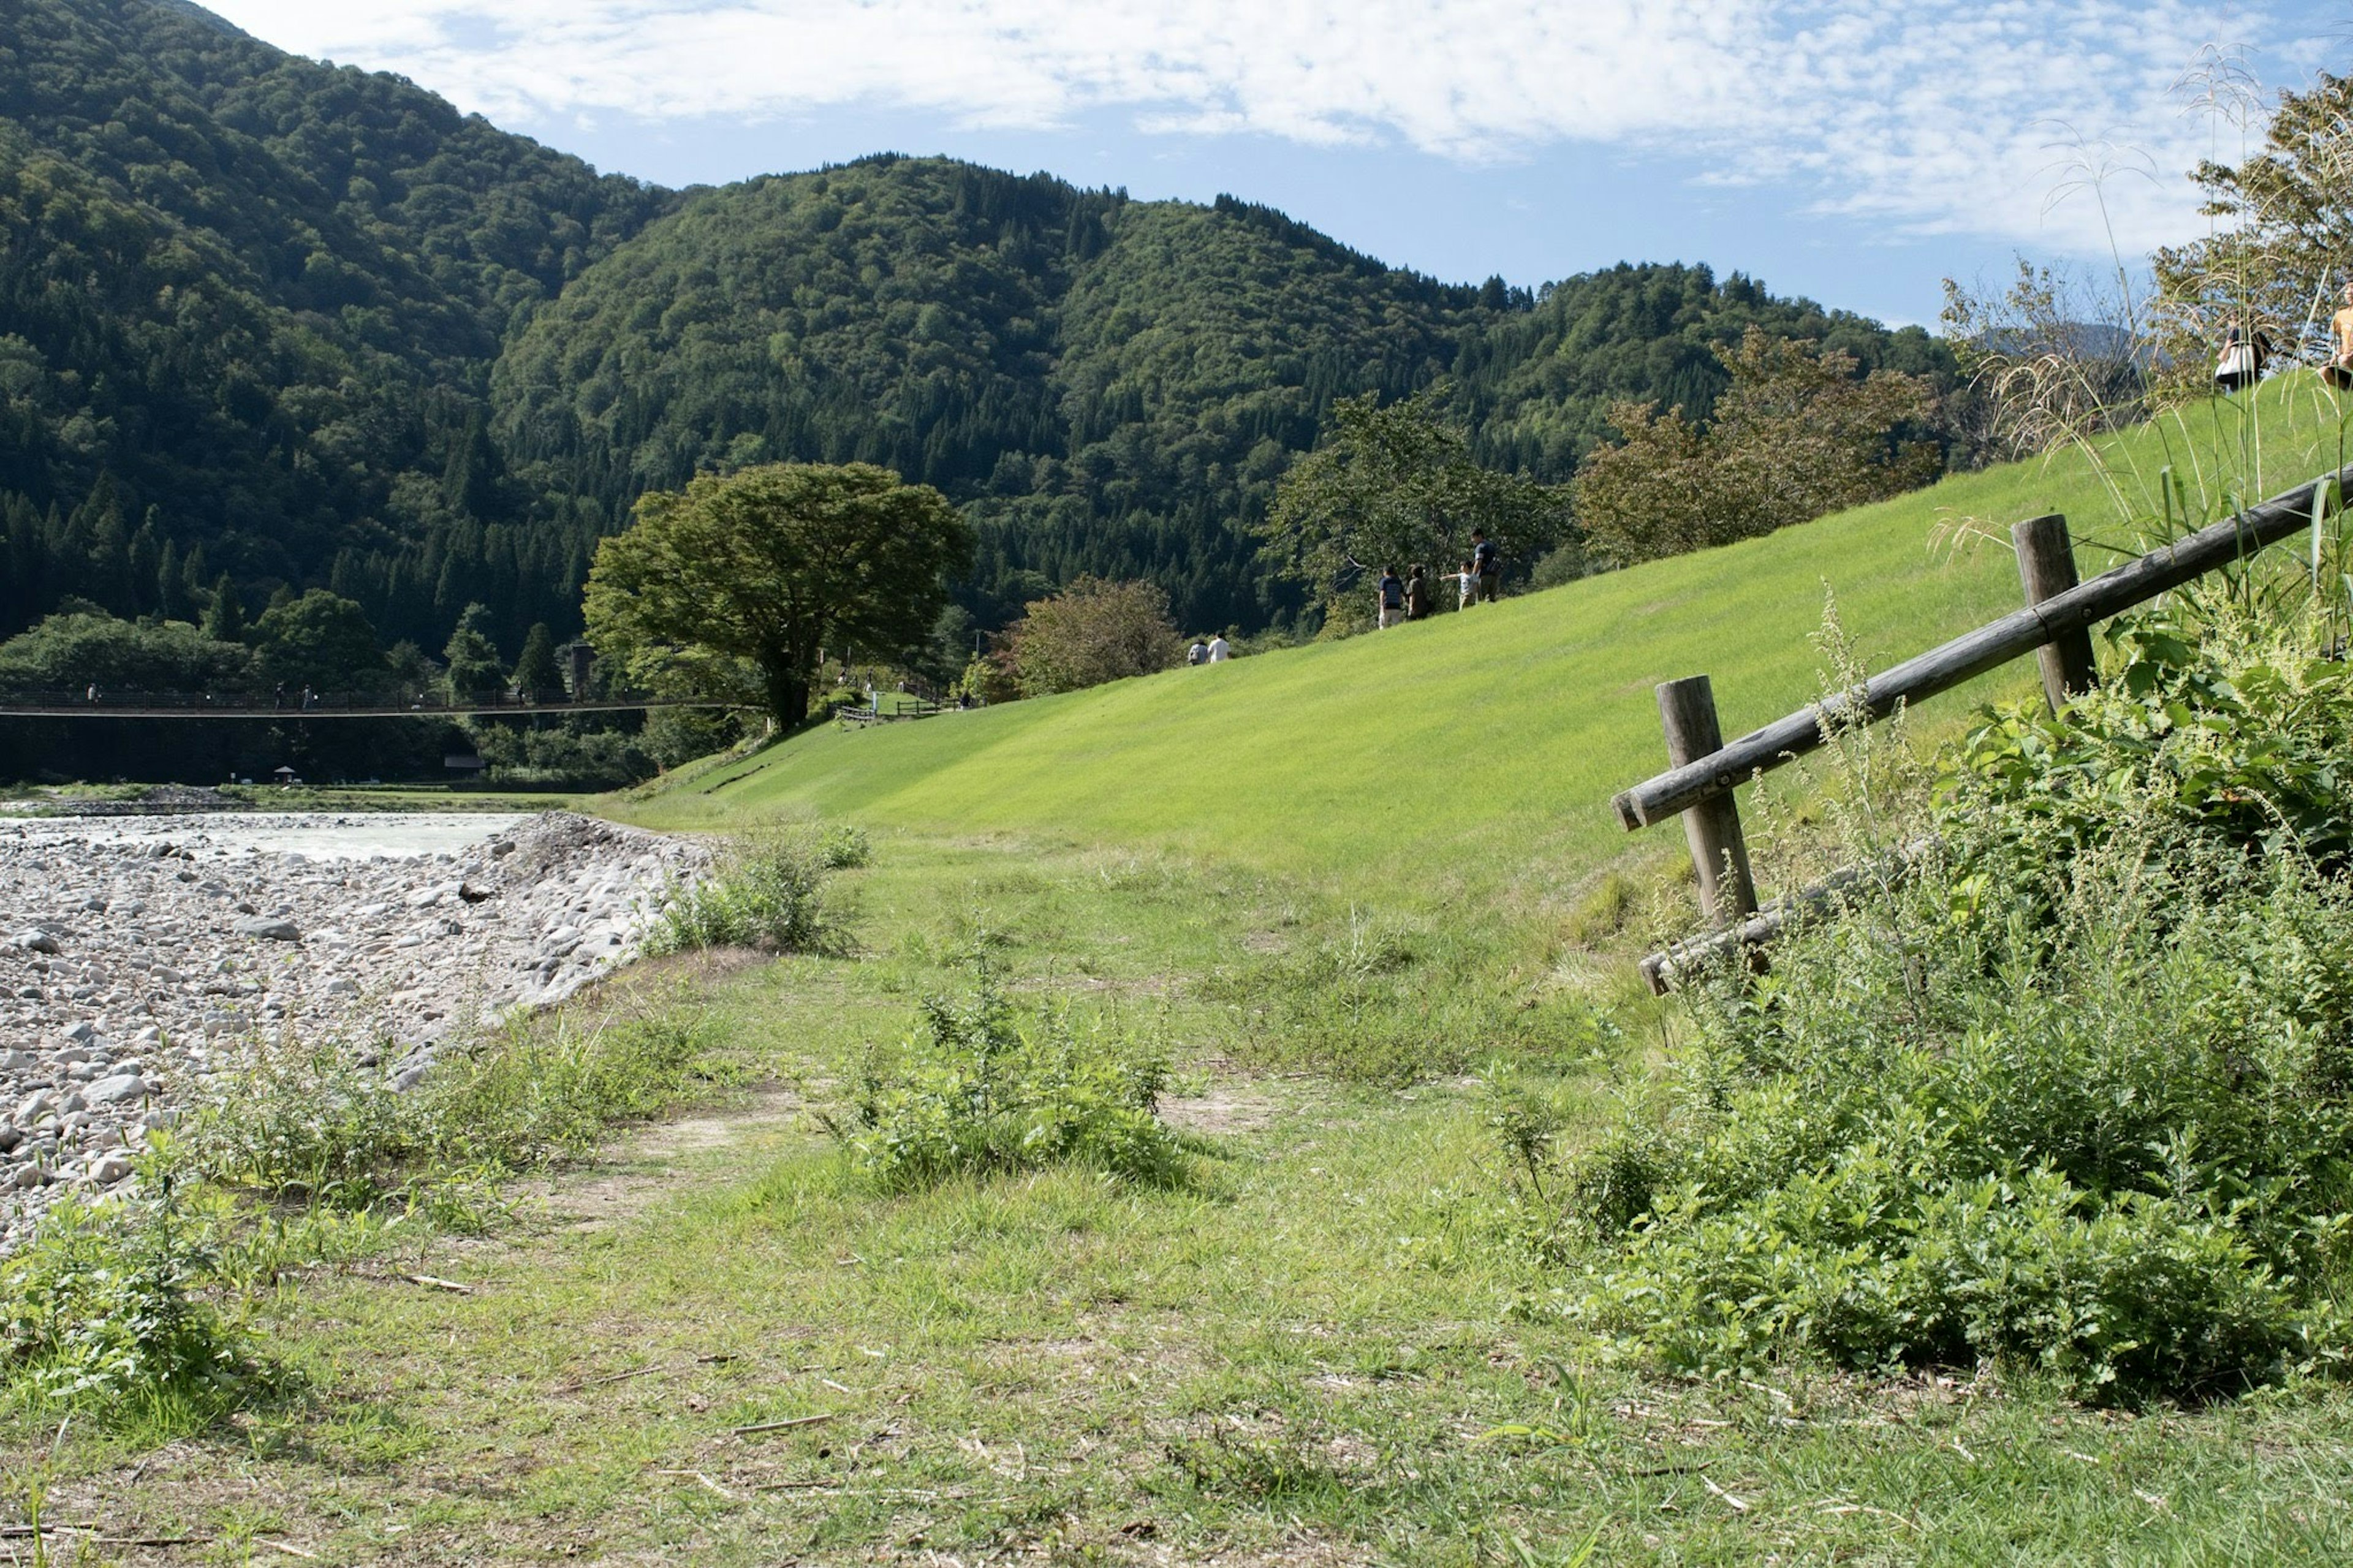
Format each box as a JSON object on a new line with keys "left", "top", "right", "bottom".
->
{"left": 202, "top": 1, "right": 2346, "bottom": 327}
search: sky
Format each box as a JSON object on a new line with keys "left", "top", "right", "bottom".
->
{"left": 195, "top": 1, "right": 2349, "bottom": 328}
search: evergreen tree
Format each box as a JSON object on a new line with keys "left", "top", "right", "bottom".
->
{"left": 442, "top": 602, "right": 507, "bottom": 700}
{"left": 200, "top": 574, "right": 245, "bottom": 643}
{"left": 511, "top": 621, "right": 562, "bottom": 699}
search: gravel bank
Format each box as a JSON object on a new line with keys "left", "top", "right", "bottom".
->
{"left": 0, "top": 810, "right": 711, "bottom": 1248}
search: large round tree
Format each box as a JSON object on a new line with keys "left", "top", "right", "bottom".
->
{"left": 585, "top": 463, "right": 971, "bottom": 729}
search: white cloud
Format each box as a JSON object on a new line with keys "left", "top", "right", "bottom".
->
{"left": 199, "top": 0, "right": 2283, "bottom": 256}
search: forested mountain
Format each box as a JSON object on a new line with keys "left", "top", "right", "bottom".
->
{"left": 0, "top": 0, "right": 1953, "bottom": 656}
{"left": 0, "top": 0, "right": 670, "bottom": 649}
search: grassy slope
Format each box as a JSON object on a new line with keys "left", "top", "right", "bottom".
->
{"left": 627, "top": 373, "right": 2353, "bottom": 898}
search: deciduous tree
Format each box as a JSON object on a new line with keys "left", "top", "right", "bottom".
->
{"left": 1575, "top": 328, "right": 1942, "bottom": 566}
{"left": 585, "top": 463, "right": 970, "bottom": 729}
{"left": 1259, "top": 389, "right": 1569, "bottom": 626}
{"left": 1006, "top": 577, "right": 1182, "bottom": 696}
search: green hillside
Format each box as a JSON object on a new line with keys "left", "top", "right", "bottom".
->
{"left": 624, "top": 374, "right": 2351, "bottom": 895}
{"left": 1, "top": 0, "right": 1950, "bottom": 662}
{"left": 498, "top": 169, "right": 1953, "bottom": 633}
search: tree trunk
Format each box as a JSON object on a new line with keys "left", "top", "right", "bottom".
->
{"left": 763, "top": 661, "right": 810, "bottom": 730}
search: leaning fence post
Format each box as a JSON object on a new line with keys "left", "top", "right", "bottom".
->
{"left": 2012, "top": 513, "right": 2097, "bottom": 709}
{"left": 1654, "top": 676, "right": 1758, "bottom": 926}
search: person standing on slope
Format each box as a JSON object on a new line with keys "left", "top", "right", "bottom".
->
{"left": 1471, "top": 531, "right": 1501, "bottom": 604}
{"left": 1187, "top": 637, "right": 1209, "bottom": 666}
{"left": 1207, "top": 633, "right": 1231, "bottom": 663}
{"left": 1377, "top": 566, "right": 1405, "bottom": 629}
{"left": 1404, "top": 564, "right": 1431, "bottom": 621}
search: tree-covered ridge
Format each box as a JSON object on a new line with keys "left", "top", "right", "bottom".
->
{"left": 506, "top": 158, "right": 1953, "bottom": 633}
{"left": 1, "top": 0, "right": 1955, "bottom": 659}
{"left": 1454, "top": 263, "right": 1952, "bottom": 478}
{"left": 0, "top": 0, "right": 667, "bottom": 651}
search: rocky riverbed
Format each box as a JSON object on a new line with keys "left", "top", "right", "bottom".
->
{"left": 0, "top": 810, "right": 711, "bottom": 1249}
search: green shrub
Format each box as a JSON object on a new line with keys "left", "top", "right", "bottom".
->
{"left": 650, "top": 827, "right": 852, "bottom": 953}
{"left": 180, "top": 1040, "right": 423, "bottom": 1207}
{"left": 426, "top": 1010, "right": 732, "bottom": 1170}
{"left": 1, "top": 1172, "right": 242, "bottom": 1406}
{"left": 828, "top": 949, "right": 1184, "bottom": 1191}
{"left": 1518, "top": 611, "right": 2353, "bottom": 1400}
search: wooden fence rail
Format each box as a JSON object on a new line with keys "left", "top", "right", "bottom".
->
{"left": 1614, "top": 460, "right": 2353, "bottom": 991}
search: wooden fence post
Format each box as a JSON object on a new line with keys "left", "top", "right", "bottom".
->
{"left": 1655, "top": 676, "right": 1758, "bottom": 926}
{"left": 2012, "top": 512, "right": 2097, "bottom": 709}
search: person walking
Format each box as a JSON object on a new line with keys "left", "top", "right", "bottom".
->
{"left": 1376, "top": 566, "right": 1405, "bottom": 629}
{"left": 1404, "top": 564, "right": 1431, "bottom": 621}
{"left": 1471, "top": 531, "right": 1501, "bottom": 603}
{"left": 1187, "top": 638, "right": 1209, "bottom": 666}
{"left": 1206, "top": 632, "right": 1231, "bottom": 663}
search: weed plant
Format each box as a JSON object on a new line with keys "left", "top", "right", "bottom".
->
{"left": 0, "top": 1002, "right": 735, "bottom": 1425}
{"left": 828, "top": 945, "right": 1185, "bottom": 1190}
{"left": 0, "top": 1167, "right": 241, "bottom": 1406}
{"left": 1509, "top": 604, "right": 2353, "bottom": 1401}
{"left": 649, "top": 825, "right": 862, "bottom": 954}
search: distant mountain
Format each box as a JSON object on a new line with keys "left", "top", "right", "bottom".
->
{"left": 0, "top": 0, "right": 1953, "bottom": 653}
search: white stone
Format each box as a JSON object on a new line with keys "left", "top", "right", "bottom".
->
{"left": 85, "top": 1074, "right": 145, "bottom": 1106}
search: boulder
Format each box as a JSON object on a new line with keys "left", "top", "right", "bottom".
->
{"left": 234, "top": 917, "right": 302, "bottom": 941}
{"left": 85, "top": 1074, "right": 146, "bottom": 1106}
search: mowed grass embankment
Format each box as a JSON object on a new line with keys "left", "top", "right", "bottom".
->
{"left": 626, "top": 373, "right": 2353, "bottom": 896}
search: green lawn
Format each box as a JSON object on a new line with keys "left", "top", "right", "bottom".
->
{"left": 624, "top": 373, "right": 2353, "bottom": 901}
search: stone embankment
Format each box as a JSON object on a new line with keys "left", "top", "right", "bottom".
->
{"left": 0, "top": 811, "right": 710, "bottom": 1248}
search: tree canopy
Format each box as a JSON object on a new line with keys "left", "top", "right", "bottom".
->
{"left": 1006, "top": 577, "right": 1184, "bottom": 697}
{"left": 1259, "top": 390, "right": 1571, "bottom": 622}
{"left": 1573, "top": 328, "right": 1943, "bottom": 566}
{"left": 2150, "top": 70, "right": 2353, "bottom": 398}
{"left": 585, "top": 463, "right": 971, "bottom": 727}
{"left": 0, "top": 0, "right": 1955, "bottom": 672}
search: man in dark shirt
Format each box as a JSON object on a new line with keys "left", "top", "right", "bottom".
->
{"left": 1471, "top": 531, "right": 1500, "bottom": 604}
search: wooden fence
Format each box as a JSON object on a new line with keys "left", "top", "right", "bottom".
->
{"left": 1614, "top": 461, "right": 2353, "bottom": 993}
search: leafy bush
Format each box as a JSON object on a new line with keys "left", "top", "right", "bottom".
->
{"left": 180, "top": 1040, "right": 422, "bottom": 1207}
{"left": 1, "top": 1172, "right": 242, "bottom": 1406}
{"left": 650, "top": 827, "right": 852, "bottom": 953}
{"left": 1519, "top": 611, "right": 2353, "bottom": 1400}
{"left": 828, "top": 949, "right": 1184, "bottom": 1191}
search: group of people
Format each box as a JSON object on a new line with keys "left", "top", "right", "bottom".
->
{"left": 2213, "top": 280, "right": 2353, "bottom": 394}
{"left": 1376, "top": 530, "right": 1499, "bottom": 629}
{"left": 1184, "top": 633, "right": 1232, "bottom": 665}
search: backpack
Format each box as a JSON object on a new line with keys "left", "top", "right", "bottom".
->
{"left": 1381, "top": 577, "right": 1404, "bottom": 608}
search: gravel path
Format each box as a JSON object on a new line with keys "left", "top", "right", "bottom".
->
{"left": 0, "top": 810, "right": 711, "bottom": 1249}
